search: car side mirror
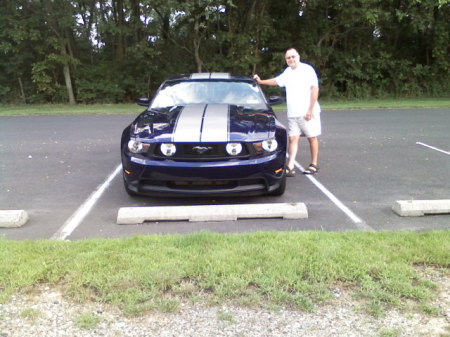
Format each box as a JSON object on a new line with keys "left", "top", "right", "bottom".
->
{"left": 136, "top": 97, "right": 151, "bottom": 107}
{"left": 268, "top": 96, "right": 284, "bottom": 105}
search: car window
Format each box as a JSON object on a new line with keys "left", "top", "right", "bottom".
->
{"left": 151, "top": 81, "right": 266, "bottom": 109}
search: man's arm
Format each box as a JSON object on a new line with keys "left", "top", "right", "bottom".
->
{"left": 253, "top": 74, "right": 277, "bottom": 86}
{"left": 305, "top": 86, "right": 319, "bottom": 121}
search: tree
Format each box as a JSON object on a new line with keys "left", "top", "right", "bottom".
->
{"left": 0, "top": 0, "right": 448, "bottom": 103}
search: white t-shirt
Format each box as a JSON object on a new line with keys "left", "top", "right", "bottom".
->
{"left": 275, "top": 63, "right": 321, "bottom": 118}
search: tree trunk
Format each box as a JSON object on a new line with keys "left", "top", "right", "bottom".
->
{"left": 130, "top": 0, "right": 141, "bottom": 43}
{"left": 193, "top": 17, "right": 203, "bottom": 72}
{"left": 115, "top": 0, "right": 126, "bottom": 62}
{"left": 61, "top": 43, "right": 76, "bottom": 105}
{"left": 18, "top": 77, "right": 27, "bottom": 104}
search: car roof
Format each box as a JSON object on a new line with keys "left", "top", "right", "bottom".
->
{"left": 165, "top": 73, "right": 253, "bottom": 83}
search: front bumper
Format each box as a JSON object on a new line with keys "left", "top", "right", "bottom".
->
{"left": 122, "top": 152, "right": 286, "bottom": 197}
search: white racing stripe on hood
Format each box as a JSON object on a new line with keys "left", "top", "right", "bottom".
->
{"left": 173, "top": 104, "right": 206, "bottom": 142}
{"left": 210, "top": 73, "right": 230, "bottom": 79}
{"left": 172, "top": 104, "right": 230, "bottom": 142}
{"left": 190, "top": 73, "right": 210, "bottom": 79}
{"left": 201, "top": 104, "right": 229, "bottom": 142}
{"left": 190, "top": 73, "right": 230, "bottom": 79}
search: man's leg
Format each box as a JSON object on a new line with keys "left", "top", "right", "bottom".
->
{"left": 287, "top": 135, "right": 300, "bottom": 170}
{"left": 307, "top": 136, "right": 319, "bottom": 166}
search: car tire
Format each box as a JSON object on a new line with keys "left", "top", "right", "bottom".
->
{"left": 269, "top": 173, "right": 286, "bottom": 196}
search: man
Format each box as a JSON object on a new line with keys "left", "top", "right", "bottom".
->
{"left": 253, "top": 48, "right": 321, "bottom": 176}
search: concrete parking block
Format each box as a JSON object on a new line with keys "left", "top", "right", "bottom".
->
{"left": 0, "top": 210, "right": 29, "bottom": 228}
{"left": 392, "top": 200, "right": 450, "bottom": 217}
{"left": 117, "top": 202, "right": 308, "bottom": 225}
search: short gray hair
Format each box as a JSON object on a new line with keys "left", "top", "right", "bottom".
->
{"left": 285, "top": 48, "right": 299, "bottom": 56}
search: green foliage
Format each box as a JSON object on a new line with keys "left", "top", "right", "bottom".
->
{"left": 31, "top": 61, "right": 59, "bottom": 96}
{"left": 75, "top": 63, "right": 126, "bottom": 103}
{"left": 0, "top": 0, "right": 448, "bottom": 103}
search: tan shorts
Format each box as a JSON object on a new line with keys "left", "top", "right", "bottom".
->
{"left": 288, "top": 114, "right": 322, "bottom": 138}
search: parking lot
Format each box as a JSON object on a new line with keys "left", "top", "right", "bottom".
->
{"left": 1, "top": 108, "right": 449, "bottom": 240}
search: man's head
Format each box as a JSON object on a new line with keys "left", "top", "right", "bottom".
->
{"left": 285, "top": 48, "right": 300, "bottom": 69}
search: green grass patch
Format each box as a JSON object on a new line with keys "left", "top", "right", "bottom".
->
{"left": 320, "top": 97, "right": 450, "bottom": 110}
{"left": 0, "top": 231, "right": 448, "bottom": 317}
{"left": 217, "top": 310, "right": 235, "bottom": 323}
{"left": 73, "top": 312, "right": 101, "bottom": 330}
{"left": 272, "top": 97, "right": 450, "bottom": 112}
{"left": 20, "top": 308, "right": 41, "bottom": 322}
{"left": 0, "top": 98, "right": 448, "bottom": 116}
{"left": 0, "top": 103, "right": 141, "bottom": 116}
{"left": 377, "top": 327, "right": 402, "bottom": 337}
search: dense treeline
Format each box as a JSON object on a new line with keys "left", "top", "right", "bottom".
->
{"left": 1, "top": 0, "right": 448, "bottom": 104}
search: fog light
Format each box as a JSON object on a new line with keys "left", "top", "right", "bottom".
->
{"left": 128, "top": 139, "right": 144, "bottom": 153}
{"left": 226, "top": 143, "right": 243, "bottom": 156}
{"left": 161, "top": 143, "right": 177, "bottom": 156}
{"left": 262, "top": 139, "right": 278, "bottom": 152}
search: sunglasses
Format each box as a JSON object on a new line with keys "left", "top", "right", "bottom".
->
{"left": 285, "top": 55, "right": 297, "bottom": 60}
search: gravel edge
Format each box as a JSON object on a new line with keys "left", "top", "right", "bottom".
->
{"left": 1, "top": 271, "right": 449, "bottom": 337}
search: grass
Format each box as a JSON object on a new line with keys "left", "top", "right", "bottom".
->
{"left": 0, "top": 103, "right": 142, "bottom": 116}
{"left": 73, "top": 312, "right": 101, "bottom": 330}
{"left": 20, "top": 308, "right": 41, "bottom": 321}
{"left": 273, "top": 97, "right": 450, "bottom": 112}
{"left": 0, "top": 98, "right": 448, "bottom": 116}
{"left": 217, "top": 310, "right": 235, "bottom": 323}
{"left": 319, "top": 97, "right": 450, "bottom": 110}
{"left": 0, "top": 231, "right": 448, "bottom": 317}
{"left": 377, "top": 327, "right": 402, "bottom": 337}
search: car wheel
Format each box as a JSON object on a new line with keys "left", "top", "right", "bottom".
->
{"left": 269, "top": 173, "right": 286, "bottom": 196}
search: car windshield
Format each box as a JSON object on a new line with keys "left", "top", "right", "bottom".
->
{"left": 151, "top": 80, "right": 266, "bottom": 109}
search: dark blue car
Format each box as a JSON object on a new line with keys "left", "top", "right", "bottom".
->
{"left": 121, "top": 73, "right": 287, "bottom": 197}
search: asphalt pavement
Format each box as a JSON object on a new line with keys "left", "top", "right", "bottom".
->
{"left": 1, "top": 108, "right": 449, "bottom": 240}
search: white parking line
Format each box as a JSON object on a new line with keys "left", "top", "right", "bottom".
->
{"left": 52, "top": 158, "right": 372, "bottom": 238}
{"left": 51, "top": 164, "right": 122, "bottom": 240}
{"left": 294, "top": 162, "right": 374, "bottom": 231}
{"left": 416, "top": 142, "right": 450, "bottom": 156}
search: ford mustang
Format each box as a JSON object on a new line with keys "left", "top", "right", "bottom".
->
{"left": 121, "top": 72, "right": 287, "bottom": 197}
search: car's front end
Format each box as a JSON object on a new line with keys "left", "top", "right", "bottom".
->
{"left": 121, "top": 73, "right": 287, "bottom": 197}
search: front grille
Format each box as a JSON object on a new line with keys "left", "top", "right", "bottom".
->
{"left": 168, "top": 180, "right": 237, "bottom": 190}
{"left": 153, "top": 142, "right": 252, "bottom": 161}
{"left": 140, "top": 178, "right": 265, "bottom": 191}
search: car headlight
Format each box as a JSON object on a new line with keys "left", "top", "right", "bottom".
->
{"left": 160, "top": 143, "right": 177, "bottom": 156}
{"left": 128, "top": 139, "right": 144, "bottom": 153}
{"left": 262, "top": 139, "right": 278, "bottom": 152}
{"left": 226, "top": 143, "right": 243, "bottom": 156}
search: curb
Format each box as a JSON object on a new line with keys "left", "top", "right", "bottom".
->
{"left": 0, "top": 210, "right": 29, "bottom": 228}
{"left": 392, "top": 200, "right": 450, "bottom": 217}
{"left": 117, "top": 202, "right": 308, "bottom": 224}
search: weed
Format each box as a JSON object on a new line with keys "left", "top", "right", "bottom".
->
{"left": 155, "top": 298, "right": 179, "bottom": 313}
{"left": 217, "top": 310, "right": 235, "bottom": 323}
{"left": 20, "top": 308, "right": 40, "bottom": 321}
{"left": 421, "top": 303, "right": 442, "bottom": 316}
{"left": 74, "top": 312, "right": 100, "bottom": 330}
{"left": 378, "top": 327, "right": 402, "bottom": 337}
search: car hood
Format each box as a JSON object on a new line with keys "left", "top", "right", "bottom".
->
{"left": 131, "top": 104, "right": 277, "bottom": 142}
